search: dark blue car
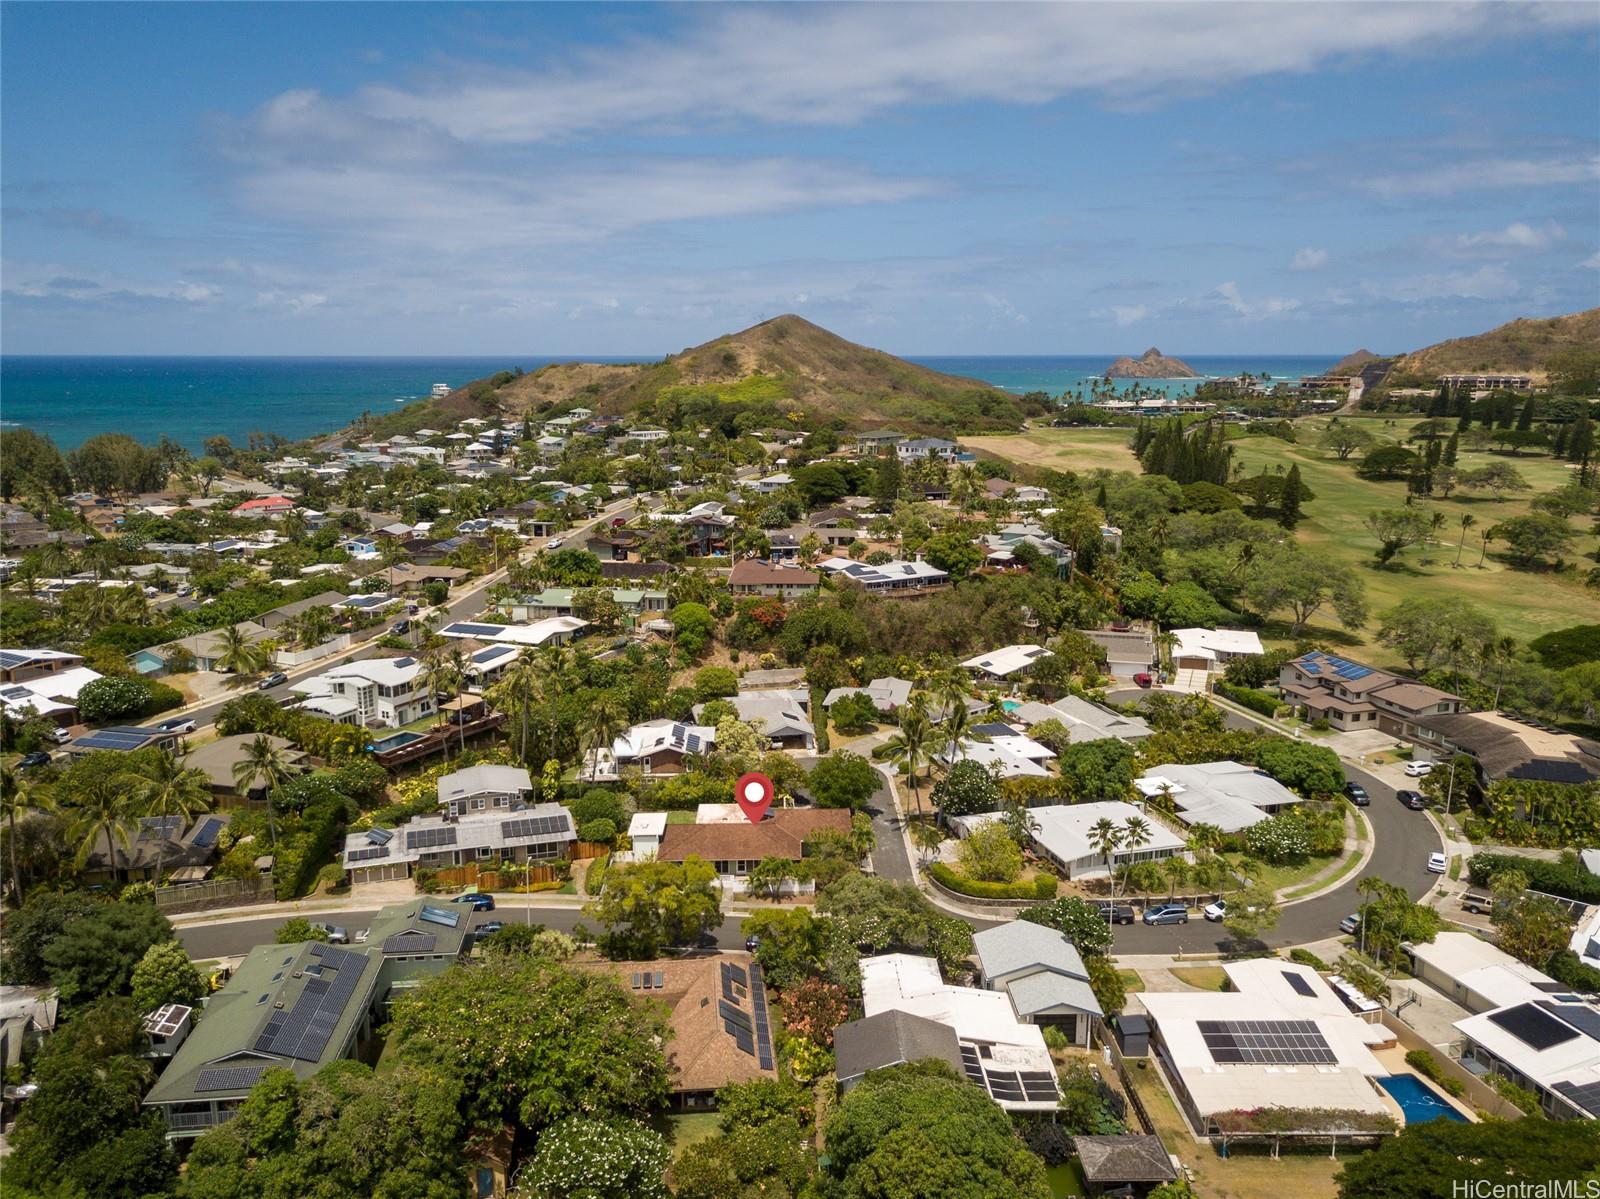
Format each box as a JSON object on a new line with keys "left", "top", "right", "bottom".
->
{"left": 452, "top": 893, "right": 495, "bottom": 911}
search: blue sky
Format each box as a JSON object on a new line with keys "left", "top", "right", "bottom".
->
{"left": 3, "top": 2, "right": 1597, "bottom": 357}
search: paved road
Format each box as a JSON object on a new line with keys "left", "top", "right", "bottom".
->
{"left": 179, "top": 903, "right": 750, "bottom": 959}
{"left": 142, "top": 499, "right": 635, "bottom": 733}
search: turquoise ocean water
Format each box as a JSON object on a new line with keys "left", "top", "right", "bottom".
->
{"left": 0, "top": 354, "right": 1336, "bottom": 452}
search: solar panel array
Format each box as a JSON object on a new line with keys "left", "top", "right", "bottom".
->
{"left": 719, "top": 997, "right": 756, "bottom": 1056}
{"left": 1198, "top": 1019, "right": 1337, "bottom": 1065}
{"left": 251, "top": 945, "right": 367, "bottom": 1063}
{"left": 418, "top": 904, "right": 461, "bottom": 928}
{"left": 748, "top": 963, "right": 774, "bottom": 1071}
{"left": 195, "top": 1063, "right": 272, "bottom": 1093}
{"left": 1283, "top": 971, "right": 1317, "bottom": 998}
{"left": 383, "top": 933, "right": 436, "bottom": 954}
{"left": 444, "top": 621, "right": 502, "bottom": 637}
{"left": 365, "top": 827, "right": 394, "bottom": 846}
{"left": 192, "top": 817, "right": 225, "bottom": 848}
{"left": 631, "top": 970, "right": 667, "bottom": 990}
{"left": 1538, "top": 1002, "right": 1600, "bottom": 1042}
{"left": 139, "top": 815, "right": 185, "bottom": 841}
{"left": 1306, "top": 654, "right": 1374, "bottom": 681}
{"left": 146, "top": 1004, "right": 190, "bottom": 1036}
{"left": 1555, "top": 1079, "right": 1600, "bottom": 1117}
{"left": 0, "top": 651, "right": 30, "bottom": 670}
{"left": 345, "top": 846, "right": 389, "bottom": 862}
{"left": 71, "top": 728, "right": 154, "bottom": 751}
{"left": 501, "top": 815, "right": 569, "bottom": 840}
{"left": 406, "top": 826, "right": 458, "bottom": 851}
{"left": 960, "top": 1044, "right": 984, "bottom": 1085}
{"left": 1489, "top": 1003, "right": 1579, "bottom": 1051}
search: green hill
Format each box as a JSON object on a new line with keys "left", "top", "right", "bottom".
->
{"left": 440, "top": 314, "right": 1043, "bottom": 434}
{"left": 1386, "top": 307, "right": 1600, "bottom": 384}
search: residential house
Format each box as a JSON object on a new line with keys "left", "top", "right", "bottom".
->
{"left": 595, "top": 719, "right": 717, "bottom": 780}
{"left": 1009, "top": 695, "right": 1152, "bottom": 744}
{"left": 1452, "top": 984, "right": 1600, "bottom": 1120}
{"left": 384, "top": 563, "right": 470, "bottom": 592}
{"left": 896, "top": 437, "right": 960, "bottom": 462}
{"left": 1405, "top": 932, "right": 1562, "bottom": 1016}
{"left": 229, "top": 496, "right": 297, "bottom": 519}
{"left": 508, "top": 587, "right": 667, "bottom": 624}
{"left": 1073, "top": 1137, "right": 1178, "bottom": 1195}
{"left": 437, "top": 764, "right": 533, "bottom": 817}
{"left": 1411, "top": 711, "right": 1600, "bottom": 786}
{"left": 943, "top": 727, "right": 1055, "bottom": 779}
{"left": 0, "top": 663, "right": 102, "bottom": 725}
{"left": 754, "top": 473, "right": 793, "bottom": 494}
{"left": 587, "top": 530, "right": 642, "bottom": 562}
{"left": 728, "top": 560, "right": 821, "bottom": 598}
{"left": 186, "top": 735, "right": 309, "bottom": 805}
{"left": 984, "top": 478, "right": 1050, "bottom": 504}
{"left": 1137, "top": 959, "right": 1398, "bottom": 1137}
{"left": 294, "top": 656, "right": 434, "bottom": 728}
{"left": 62, "top": 725, "right": 182, "bottom": 757}
{"left": 1083, "top": 627, "right": 1156, "bottom": 681}
{"left": 79, "top": 814, "right": 231, "bottom": 885}
{"left": 1170, "top": 628, "right": 1264, "bottom": 675}
{"left": 1135, "top": 761, "right": 1305, "bottom": 834}
{"left": 1438, "top": 373, "right": 1533, "bottom": 391}
{"left": 436, "top": 616, "right": 588, "bottom": 648}
{"left": 654, "top": 807, "right": 852, "bottom": 892}
{"left": 824, "top": 677, "right": 913, "bottom": 716}
{"left": 0, "top": 647, "right": 85, "bottom": 685}
{"left": 1278, "top": 652, "right": 1466, "bottom": 737}
{"left": 0, "top": 986, "right": 59, "bottom": 1071}
{"left": 972, "top": 920, "right": 1103, "bottom": 1046}
{"left": 132, "top": 621, "right": 273, "bottom": 675}
{"left": 853, "top": 430, "right": 907, "bottom": 455}
{"left": 339, "top": 803, "right": 575, "bottom": 885}
{"left": 708, "top": 690, "right": 815, "bottom": 750}
{"left": 835, "top": 1009, "right": 965, "bottom": 1093}
{"left": 961, "top": 644, "right": 1051, "bottom": 683}
{"left": 850, "top": 953, "right": 1061, "bottom": 1111}
{"left": 625, "top": 812, "right": 668, "bottom": 860}
{"left": 955, "top": 801, "right": 1187, "bottom": 881}
{"left": 254, "top": 591, "right": 349, "bottom": 632}
{"left": 817, "top": 557, "right": 949, "bottom": 593}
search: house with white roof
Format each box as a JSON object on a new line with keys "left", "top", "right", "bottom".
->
{"left": 960, "top": 801, "right": 1187, "bottom": 881}
{"left": 436, "top": 764, "right": 532, "bottom": 817}
{"left": 754, "top": 473, "right": 793, "bottom": 494}
{"left": 1454, "top": 991, "right": 1600, "bottom": 1120}
{"left": 816, "top": 557, "right": 949, "bottom": 592}
{"left": 0, "top": 664, "right": 103, "bottom": 724}
{"left": 625, "top": 812, "right": 668, "bottom": 860}
{"left": 853, "top": 953, "right": 1061, "bottom": 1112}
{"left": 972, "top": 920, "right": 1103, "bottom": 1047}
{"left": 588, "top": 719, "right": 718, "bottom": 781}
{"left": 436, "top": 616, "right": 588, "bottom": 647}
{"left": 1171, "top": 628, "right": 1265, "bottom": 669}
{"left": 1406, "top": 932, "right": 1561, "bottom": 1015}
{"left": 941, "top": 724, "right": 1056, "bottom": 779}
{"left": 823, "top": 677, "right": 914, "bottom": 716}
{"left": 961, "top": 644, "right": 1052, "bottom": 682}
{"left": 293, "top": 656, "right": 433, "bottom": 729}
{"left": 1009, "top": 695, "right": 1152, "bottom": 744}
{"left": 1135, "top": 761, "right": 1304, "bottom": 834}
{"left": 1140, "top": 959, "right": 1397, "bottom": 1138}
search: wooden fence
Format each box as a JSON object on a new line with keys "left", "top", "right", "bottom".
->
{"left": 429, "top": 862, "right": 562, "bottom": 891}
{"left": 1097, "top": 1023, "right": 1158, "bottom": 1137}
{"left": 155, "top": 875, "right": 273, "bottom": 914}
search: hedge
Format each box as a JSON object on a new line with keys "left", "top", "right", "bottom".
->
{"left": 1214, "top": 681, "right": 1283, "bottom": 718}
{"left": 1468, "top": 852, "right": 1600, "bottom": 904}
{"left": 926, "top": 861, "right": 1057, "bottom": 900}
{"left": 585, "top": 852, "right": 611, "bottom": 896}
{"left": 1404, "top": 1049, "right": 1466, "bottom": 1098}
{"left": 1288, "top": 948, "right": 1329, "bottom": 971}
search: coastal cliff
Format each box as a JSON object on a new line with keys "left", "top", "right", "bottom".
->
{"left": 1105, "top": 347, "right": 1199, "bottom": 379}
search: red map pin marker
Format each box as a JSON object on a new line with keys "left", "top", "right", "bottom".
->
{"left": 735, "top": 772, "right": 774, "bottom": 824}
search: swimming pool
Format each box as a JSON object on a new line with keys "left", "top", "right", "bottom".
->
{"left": 369, "top": 731, "right": 425, "bottom": 753}
{"left": 1002, "top": 700, "right": 1021, "bottom": 713}
{"left": 1379, "top": 1074, "right": 1467, "bottom": 1123}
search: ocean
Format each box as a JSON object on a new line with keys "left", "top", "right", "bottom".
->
{"left": 0, "top": 353, "right": 1338, "bottom": 452}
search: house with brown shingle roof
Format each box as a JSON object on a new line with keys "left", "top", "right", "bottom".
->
{"left": 728, "top": 560, "right": 820, "bottom": 597}
{"left": 655, "top": 808, "right": 852, "bottom": 892}
{"left": 573, "top": 952, "right": 776, "bottom": 1106}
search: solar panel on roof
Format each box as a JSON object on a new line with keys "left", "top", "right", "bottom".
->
{"left": 419, "top": 904, "right": 461, "bottom": 928}
{"left": 1197, "top": 1019, "right": 1336, "bottom": 1065}
{"left": 345, "top": 846, "right": 389, "bottom": 862}
{"left": 1489, "top": 1003, "right": 1579, "bottom": 1051}
{"left": 384, "top": 933, "right": 436, "bottom": 954}
{"left": 749, "top": 962, "right": 774, "bottom": 1071}
{"left": 365, "top": 827, "right": 393, "bottom": 845}
{"left": 196, "top": 1064, "right": 271, "bottom": 1093}
{"left": 192, "top": 817, "right": 224, "bottom": 848}
{"left": 719, "top": 999, "right": 753, "bottom": 1032}
{"left": 72, "top": 728, "right": 153, "bottom": 751}
{"left": 1555, "top": 1079, "right": 1600, "bottom": 1116}
{"left": 406, "top": 826, "right": 458, "bottom": 850}
{"left": 1283, "top": 971, "right": 1317, "bottom": 998}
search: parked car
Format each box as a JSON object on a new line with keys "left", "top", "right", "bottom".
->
{"left": 313, "top": 923, "right": 349, "bottom": 945}
{"left": 1461, "top": 891, "right": 1495, "bottom": 915}
{"left": 16, "top": 751, "right": 51, "bottom": 770}
{"left": 46, "top": 726, "right": 72, "bottom": 744}
{"left": 258, "top": 671, "right": 289, "bottom": 690}
{"left": 1095, "top": 901, "right": 1136, "bottom": 925}
{"left": 1404, "top": 760, "right": 1434, "bottom": 777}
{"left": 475, "top": 921, "right": 505, "bottom": 937}
{"left": 154, "top": 717, "right": 197, "bottom": 735}
{"left": 392, "top": 619, "right": 412, "bottom": 635}
{"left": 744, "top": 935, "right": 762, "bottom": 952}
{"left": 1133, "top": 672, "right": 1154, "bottom": 689}
{"left": 1339, "top": 913, "right": 1361, "bottom": 935}
{"left": 545, "top": 538, "right": 564, "bottom": 549}
{"left": 452, "top": 893, "right": 495, "bottom": 911}
{"left": 176, "top": 584, "right": 192, "bottom": 597}
{"left": 1202, "top": 899, "right": 1227, "bottom": 922}
{"left": 1143, "top": 903, "right": 1189, "bottom": 926}
{"left": 1342, "top": 782, "right": 1370, "bottom": 806}
{"left": 1397, "top": 789, "right": 1428, "bottom": 810}
{"left": 1427, "top": 852, "right": 1448, "bottom": 874}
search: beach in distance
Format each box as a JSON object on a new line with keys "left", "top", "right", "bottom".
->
{"left": 0, "top": 353, "right": 1337, "bottom": 451}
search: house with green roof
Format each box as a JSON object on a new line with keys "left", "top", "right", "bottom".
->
{"left": 143, "top": 901, "right": 470, "bottom": 1139}
{"left": 508, "top": 586, "right": 668, "bottom": 627}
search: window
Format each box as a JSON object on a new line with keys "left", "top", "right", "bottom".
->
{"left": 471, "top": 797, "right": 486, "bottom": 811}
{"left": 477, "top": 846, "right": 493, "bottom": 860}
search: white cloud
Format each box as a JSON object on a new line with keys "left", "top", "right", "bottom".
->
{"left": 1455, "top": 221, "right": 1563, "bottom": 250}
{"left": 1291, "top": 247, "right": 1329, "bottom": 270}
{"left": 1365, "top": 155, "right": 1600, "bottom": 196}
{"left": 0, "top": 260, "right": 220, "bottom": 304}
{"left": 980, "top": 292, "right": 1028, "bottom": 325}
{"left": 1366, "top": 264, "right": 1517, "bottom": 302}
{"left": 254, "top": 290, "right": 328, "bottom": 315}
{"left": 1110, "top": 305, "right": 1149, "bottom": 327}
{"left": 1581, "top": 251, "right": 1600, "bottom": 270}
{"left": 1211, "top": 281, "right": 1302, "bottom": 320}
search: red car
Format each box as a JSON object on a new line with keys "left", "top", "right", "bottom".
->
{"left": 1133, "top": 672, "right": 1154, "bottom": 688}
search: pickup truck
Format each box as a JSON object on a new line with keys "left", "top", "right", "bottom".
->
{"left": 1460, "top": 891, "right": 1495, "bottom": 915}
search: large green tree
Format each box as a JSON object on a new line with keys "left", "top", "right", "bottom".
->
{"left": 806, "top": 750, "right": 881, "bottom": 810}
{"left": 388, "top": 956, "right": 672, "bottom": 1132}
{"left": 824, "top": 1060, "right": 1050, "bottom": 1199}
{"left": 585, "top": 856, "right": 724, "bottom": 959}
{"left": 41, "top": 897, "right": 175, "bottom": 1005}
{"left": 1336, "top": 1117, "right": 1600, "bottom": 1199}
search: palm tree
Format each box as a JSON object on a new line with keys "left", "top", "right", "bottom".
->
{"left": 141, "top": 752, "right": 213, "bottom": 885}
{"left": 420, "top": 652, "right": 462, "bottom": 763}
{"left": 1152, "top": 630, "right": 1178, "bottom": 677}
{"left": 447, "top": 645, "right": 473, "bottom": 757}
{"left": 1162, "top": 854, "right": 1191, "bottom": 902}
{"left": 211, "top": 624, "right": 269, "bottom": 677}
{"left": 882, "top": 697, "right": 939, "bottom": 824}
{"left": 1490, "top": 635, "right": 1519, "bottom": 709}
{"left": 488, "top": 649, "right": 541, "bottom": 764}
{"left": 578, "top": 694, "right": 628, "bottom": 782}
{"left": 66, "top": 772, "right": 141, "bottom": 883}
{"left": 232, "top": 734, "right": 292, "bottom": 847}
{"left": 1453, "top": 513, "right": 1476, "bottom": 568}
{"left": 0, "top": 766, "right": 56, "bottom": 901}
{"left": 1088, "top": 817, "right": 1125, "bottom": 908}
{"left": 1122, "top": 815, "right": 1154, "bottom": 897}
{"left": 909, "top": 817, "right": 944, "bottom": 866}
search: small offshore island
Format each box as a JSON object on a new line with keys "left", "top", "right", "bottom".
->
{"left": 1105, "top": 347, "right": 1201, "bottom": 379}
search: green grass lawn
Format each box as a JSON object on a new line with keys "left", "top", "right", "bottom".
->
{"left": 1045, "top": 1161, "right": 1090, "bottom": 1198}
{"left": 1227, "top": 418, "right": 1599, "bottom": 654}
{"left": 1222, "top": 850, "right": 1340, "bottom": 893}
{"left": 654, "top": 1111, "right": 722, "bottom": 1160}
{"left": 1171, "top": 965, "right": 1229, "bottom": 990}
{"left": 1117, "top": 969, "right": 1144, "bottom": 990}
